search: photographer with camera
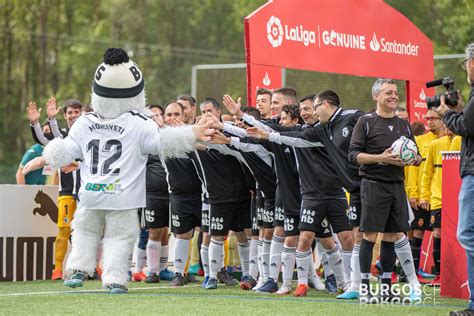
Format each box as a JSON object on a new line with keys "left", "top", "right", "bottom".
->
{"left": 436, "top": 43, "right": 474, "bottom": 316}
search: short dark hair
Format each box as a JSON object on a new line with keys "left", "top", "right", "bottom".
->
{"left": 241, "top": 106, "right": 261, "bottom": 120}
{"left": 299, "top": 94, "right": 317, "bottom": 103}
{"left": 82, "top": 104, "right": 93, "bottom": 113}
{"left": 146, "top": 104, "right": 164, "bottom": 115}
{"left": 315, "top": 90, "right": 340, "bottom": 106}
{"left": 256, "top": 88, "right": 272, "bottom": 97}
{"left": 282, "top": 104, "right": 300, "bottom": 121}
{"left": 200, "top": 97, "right": 221, "bottom": 110}
{"left": 274, "top": 87, "right": 297, "bottom": 103}
{"left": 62, "top": 99, "right": 82, "bottom": 113}
{"left": 177, "top": 94, "right": 196, "bottom": 106}
{"left": 396, "top": 106, "right": 407, "bottom": 112}
{"left": 165, "top": 101, "right": 184, "bottom": 113}
{"left": 411, "top": 121, "right": 426, "bottom": 136}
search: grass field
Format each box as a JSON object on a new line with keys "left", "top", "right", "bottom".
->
{"left": 0, "top": 278, "right": 467, "bottom": 315}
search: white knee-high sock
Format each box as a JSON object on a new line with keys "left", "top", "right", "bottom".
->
{"left": 159, "top": 245, "right": 169, "bottom": 272}
{"left": 269, "top": 234, "right": 285, "bottom": 280}
{"left": 238, "top": 241, "right": 250, "bottom": 277}
{"left": 296, "top": 249, "right": 312, "bottom": 285}
{"left": 134, "top": 246, "right": 146, "bottom": 273}
{"left": 349, "top": 244, "right": 361, "bottom": 291}
{"left": 249, "top": 239, "right": 259, "bottom": 279}
{"left": 316, "top": 241, "right": 333, "bottom": 277}
{"left": 262, "top": 238, "right": 271, "bottom": 281}
{"left": 307, "top": 250, "right": 318, "bottom": 284}
{"left": 146, "top": 240, "right": 162, "bottom": 274}
{"left": 341, "top": 248, "right": 352, "bottom": 286}
{"left": 200, "top": 245, "right": 210, "bottom": 277}
{"left": 257, "top": 238, "right": 263, "bottom": 280}
{"left": 326, "top": 246, "right": 346, "bottom": 288}
{"left": 209, "top": 239, "right": 224, "bottom": 279}
{"left": 282, "top": 246, "right": 296, "bottom": 286}
{"left": 395, "top": 235, "right": 420, "bottom": 286}
{"left": 174, "top": 239, "right": 190, "bottom": 275}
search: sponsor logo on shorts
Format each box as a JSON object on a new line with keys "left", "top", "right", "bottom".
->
{"left": 275, "top": 207, "right": 285, "bottom": 221}
{"left": 284, "top": 217, "right": 295, "bottom": 232}
{"left": 301, "top": 209, "right": 316, "bottom": 224}
{"left": 202, "top": 212, "right": 209, "bottom": 227}
{"left": 172, "top": 214, "right": 180, "bottom": 227}
{"left": 210, "top": 217, "right": 224, "bottom": 231}
{"left": 145, "top": 209, "right": 155, "bottom": 223}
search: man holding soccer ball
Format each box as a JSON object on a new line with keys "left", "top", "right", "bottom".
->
{"left": 349, "top": 78, "right": 422, "bottom": 303}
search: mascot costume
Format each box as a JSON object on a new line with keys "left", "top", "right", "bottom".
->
{"left": 26, "top": 48, "right": 213, "bottom": 293}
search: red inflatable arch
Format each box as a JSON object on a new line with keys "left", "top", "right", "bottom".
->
{"left": 244, "top": 0, "right": 434, "bottom": 122}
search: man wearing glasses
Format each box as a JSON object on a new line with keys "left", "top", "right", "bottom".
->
{"left": 406, "top": 109, "right": 444, "bottom": 285}
{"left": 437, "top": 43, "right": 474, "bottom": 316}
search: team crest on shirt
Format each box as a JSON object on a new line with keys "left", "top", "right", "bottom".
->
{"left": 342, "top": 127, "right": 349, "bottom": 137}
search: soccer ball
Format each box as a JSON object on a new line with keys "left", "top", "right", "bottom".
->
{"left": 390, "top": 136, "right": 418, "bottom": 165}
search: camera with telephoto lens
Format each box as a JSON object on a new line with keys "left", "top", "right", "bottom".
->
{"left": 425, "top": 77, "right": 458, "bottom": 109}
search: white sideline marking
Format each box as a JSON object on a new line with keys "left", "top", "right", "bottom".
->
{"left": 0, "top": 284, "right": 199, "bottom": 297}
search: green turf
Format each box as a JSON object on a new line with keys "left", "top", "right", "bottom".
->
{"left": 0, "top": 279, "right": 468, "bottom": 315}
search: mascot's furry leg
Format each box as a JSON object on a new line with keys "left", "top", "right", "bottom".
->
{"left": 64, "top": 208, "right": 105, "bottom": 287}
{"left": 101, "top": 209, "right": 139, "bottom": 292}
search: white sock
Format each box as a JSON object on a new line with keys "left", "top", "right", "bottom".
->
{"left": 249, "top": 239, "right": 259, "bottom": 279}
{"left": 341, "top": 248, "right": 352, "bottom": 286}
{"left": 349, "top": 244, "right": 361, "bottom": 290}
{"left": 257, "top": 238, "right": 263, "bottom": 281}
{"left": 146, "top": 240, "right": 161, "bottom": 274}
{"left": 326, "top": 246, "right": 346, "bottom": 288}
{"left": 282, "top": 246, "right": 296, "bottom": 286}
{"left": 134, "top": 246, "right": 146, "bottom": 273}
{"left": 201, "top": 245, "right": 210, "bottom": 277}
{"left": 159, "top": 245, "right": 169, "bottom": 272}
{"left": 308, "top": 250, "right": 318, "bottom": 283}
{"left": 269, "top": 234, "right": 285, "bottom": 280}
{"left": 174, "top": 239, "right": 190, "bottom": 275}
{"left": 262, "top": 238, "right": 271, "bottom": 281}
{"left": 317, "top": 241, "right": 334, "bottom": 277}
{"left": 238, "top": 241, "right": 250, "bottom": 277}
{"left": 395, "top": 235, "right": 420, "bottom": 286}
{"left": 209, "top": 239, "right": 224, "bottom": 279}
{"left": 296, "top": 249, "right": 312, "bottom": 285}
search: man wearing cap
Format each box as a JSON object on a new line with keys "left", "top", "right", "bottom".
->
{"left": 437, "top": 43, "right": 474, "bottom": 316}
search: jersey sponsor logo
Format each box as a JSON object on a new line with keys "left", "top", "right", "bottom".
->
{"left": 284, "top": 217, "right": 295, "bottom": 232}
{"left": 301, "top": 209, "right": 316, "bottom": 224}
{"left": 172, "top": 214, "right": 181, "bottom": 227}
{"left": 145, "top": 209, "right": 155, "bottom": 223}
{"left": 210, "top": 216, "right": 224, "bottom": 231}
{"left": 85, "top": 179, "right": 122, "bottom": 194}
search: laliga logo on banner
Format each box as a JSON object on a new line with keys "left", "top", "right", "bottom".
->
{"left": 267, "top": 16, "right": 284, "bottom": 47}
{"left": 266, "top": 15, "right": 316, "bottom": 47}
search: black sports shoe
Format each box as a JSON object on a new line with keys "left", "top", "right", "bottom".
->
{"left": 171, "top": 273, "right": 185, "bottom": 287}
{"left": 217, "top": 268, "right": 238, "bottom": 286}
{"left": 145, "top": 273, "right": 160, "bottom": 283}
{"left": 184, "top": 274, "right": 199, "bottom": 283}
{"left": 449, "top": 309, "right": 474, "bottom": 316}
{"left": 325, "top": 274, "right": 338, "bottom": 293}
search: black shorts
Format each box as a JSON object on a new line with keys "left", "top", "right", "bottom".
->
{"left": 298, "top": 199, "right": 349, "bottom": 236}
{"left": 273, "top": 196, "right": 285, "bottom": 227}
{"left": 411, "top": 207, "right": 431, "bottom": 231}
{"left": 170, "top": 198, "right": 202, "bottom": 234}
{"left": 209, "top": 200, "right": 252, "bottom": 236}
{"left": 430, "top": 209, "right": 441, "bottom": 229}
{"left": 360, "top": 178, "right": 411, "bottom": 233}
{"left": 256, "top": 191, "right": 264, "bottom": 227}
{"left": 145, "top": 198, "right": 169, "bottom": 229}
{"left": 201, "top": 203, "right": 210, "bottom": 233}
{"left": 348, "top": 191, "right": 362, "bottom": 228}
{"left": 251, "top": 195, "right": 259, "bottom": 236}
{"left": 284, "top": 214, "right": 300, "bottom": 236}
{"left": 262, "top": 197, "right": 275, "bottom": 229}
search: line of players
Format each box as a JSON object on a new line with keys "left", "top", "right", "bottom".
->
{"left": 26, "top": 79, "right": 461, "bottom": 299}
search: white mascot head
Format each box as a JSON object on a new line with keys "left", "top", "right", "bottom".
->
{"left": 91, "top": 48, "right": 146, "bottom": 119}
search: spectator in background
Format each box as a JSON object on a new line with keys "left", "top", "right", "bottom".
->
{"left": 411, "top": 121, "right": 426, "bottom": 136}
{"left": 16, "top": 122, "right": 50, "bottom": 185}
{"left": 395, "top": 106, "right": 409, "bottom": 121}
{"left": 177, "top": 95, "right": 197, "bottom": 125}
